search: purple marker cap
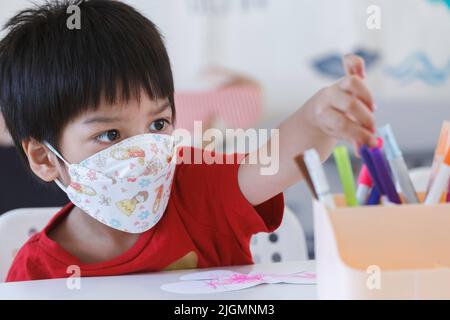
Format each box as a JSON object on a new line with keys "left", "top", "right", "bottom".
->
{"left": 359, "top": 145, "right": 385, "bottom": 196}
{"left": 369, "top": 147, "right": 402, "bottom": 204}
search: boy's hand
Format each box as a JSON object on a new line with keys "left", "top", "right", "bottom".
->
{"left": 238, "top": 54, "right": 377, "bottom": 206}
{"left": 304, "top": 54, "right": 377, "bottom": 150}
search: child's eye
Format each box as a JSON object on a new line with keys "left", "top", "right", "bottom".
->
{"left": 150, "top": 119, "right": 170, "bottom": 132}
{"left": 96, "top": 130, "right": 120, "bottom": 143}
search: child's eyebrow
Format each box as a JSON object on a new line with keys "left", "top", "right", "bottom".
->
{"left": 82, "top": 102, "right": 171, "bottom": 124}
{"left": 150, "top": 102, "right": 171, "bottom": 116}
{"left": 82, "top": 116, "right": 122, "bottom": 124}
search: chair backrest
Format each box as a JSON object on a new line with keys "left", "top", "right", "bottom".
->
{"left": 250, "top": 206, "right": 308, "bottom": 263}
{"left": 0, "top": 208, "right": 58, "bottom": 282}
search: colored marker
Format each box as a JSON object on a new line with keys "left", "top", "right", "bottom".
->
{"left": 333, "top": 146, "right": 358, "bottom": 207}
{"left": 360, "top": 146, "right": 389, "bottom": 205}
{"left": 426, "top": 121, "right": 450, "bottom": 196}
{"left": 356, "top": 138, "right": 383, "bottom": 205}
{"left": 356, "top": 166, "right": 372, "bottom": 205}
{"left": 425, "top": 148, "right": 450, "bottom": 205}
{"left": 366, "top": 186, "right": 381, "bottom": 205}
{"left": 303, "top": 149, "right": 336, "bottom": 209}
{"left": 360, "top": 145, "right": 385, "bottom": 197}
{"left": 369, "top": 147, "right": 402, "bottom": 204}
{"left": 378, "top": 124, "right": 419, "bottom": 204}
{"left": 446, "top": 179, "right": 450, "bottom": 203}
{"left": 360, "top": 145, "right": 401, "bottom": 205}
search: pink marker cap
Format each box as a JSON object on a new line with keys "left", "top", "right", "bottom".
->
{"left": 358, "top": 165, "right": 373, "bottom": 187}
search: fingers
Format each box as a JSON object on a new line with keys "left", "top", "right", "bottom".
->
{"left": 321, "top": 108, "right": 378, "bottom": 147}
{"left": 327, "top": 86, "right": 375, "bottom": 133}
{"left": 338, "top": 76, "right": 374, "bottom": 111}
{"left": 316, "top": 54, "right": 378, "bottom": 151}
{"left": 342, "top": 54, "right": 376, "bottom": 111}
{"left": 353, "top": 141, "right": 362, "bottom": 158}
{"left": 343, "top": 54, "right": 366, "bottom": 79}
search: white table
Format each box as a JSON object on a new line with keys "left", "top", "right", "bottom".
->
{"left": 0, "top": 260, "right": 316, "bottom": 300}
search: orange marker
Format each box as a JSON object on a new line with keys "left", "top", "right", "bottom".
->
{"left": 425, "top": 148, "right": 450, "bottom": 205}
{"left": 426, "top": 121, "right": 450, "bottom": 196}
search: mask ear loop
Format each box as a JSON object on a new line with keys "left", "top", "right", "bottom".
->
{"left": 44, "top": 141, "right": 70, "bottom": 193}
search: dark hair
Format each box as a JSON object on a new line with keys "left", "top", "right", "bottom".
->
{"left": 0, "top": 0, "right": 175, "bottom": 160}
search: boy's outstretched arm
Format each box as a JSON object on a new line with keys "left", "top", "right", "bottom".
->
{"left": 238, "top": 55, "right": 377, "bottom": 206}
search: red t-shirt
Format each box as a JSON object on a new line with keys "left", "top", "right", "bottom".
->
{"left": 6, "top": 148, "right": 284, "bottom": 282}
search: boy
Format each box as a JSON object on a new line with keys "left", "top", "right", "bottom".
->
{"left": 0, "top": 0, "right": 376, "bottom": 282}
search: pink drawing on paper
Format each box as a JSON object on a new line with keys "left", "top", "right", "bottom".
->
{"left": 161, "top": 270, "right": 316, "bottom": 294}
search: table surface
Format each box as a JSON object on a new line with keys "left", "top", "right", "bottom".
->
{"left": 0, "top": 260, "right": 317, "bottom": 300}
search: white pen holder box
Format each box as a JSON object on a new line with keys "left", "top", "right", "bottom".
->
{"left": 313, "top": 194, "right": 450, "bottom": 300}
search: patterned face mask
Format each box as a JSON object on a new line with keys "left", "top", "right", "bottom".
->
{"left": 45, "top": 133, "right": 177, "bottom": 233}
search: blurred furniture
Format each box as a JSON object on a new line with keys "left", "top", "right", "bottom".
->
{"left": 0, "top": 207, "right": 58, "bottom": 282}
{"left": 0, "top": 147, "right": 68, "bottom": 215}
{"left": 174, "top": 69, "right": 262, "bottom": 135}
{"left": 250, "top": 206, "right": 308, "bottom": 264}
{"left": 174, "top": 68, "right": 263, "bottom": 153}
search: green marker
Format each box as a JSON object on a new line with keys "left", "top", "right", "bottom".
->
{"left": 333, "top": 146, "right": 358, "bottom": 207}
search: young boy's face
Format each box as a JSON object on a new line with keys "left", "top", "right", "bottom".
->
{"left": 58, "top": 91, "right": 173, "bottom": 165}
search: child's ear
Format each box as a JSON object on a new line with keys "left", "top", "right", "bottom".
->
{"left": 22, "top": 138, "right": 61, "bottom": 182}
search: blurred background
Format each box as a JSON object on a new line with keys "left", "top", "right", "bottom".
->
{"left": 1, "top": 0, "right": 450, "bottom": 258}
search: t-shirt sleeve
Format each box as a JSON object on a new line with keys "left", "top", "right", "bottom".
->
{"left": 175, "top": 148, "right": 284, "bottom": 242}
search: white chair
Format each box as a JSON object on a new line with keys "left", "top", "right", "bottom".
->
{"left": 0, "top": 207, "right": 58, "bottom": 282}
{"left": 250, "top": 206, "right": 308, "bottom": 264}
{"left": 408, "top": 167, "right": 432, "bottom": 193}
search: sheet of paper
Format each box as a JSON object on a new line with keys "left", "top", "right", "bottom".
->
{"left": 161, "top": 270, "right": 316, "bottom": 294}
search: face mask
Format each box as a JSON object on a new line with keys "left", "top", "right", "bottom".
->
{"left": 45, "top": 133, "right": 177, "bottom": 233}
